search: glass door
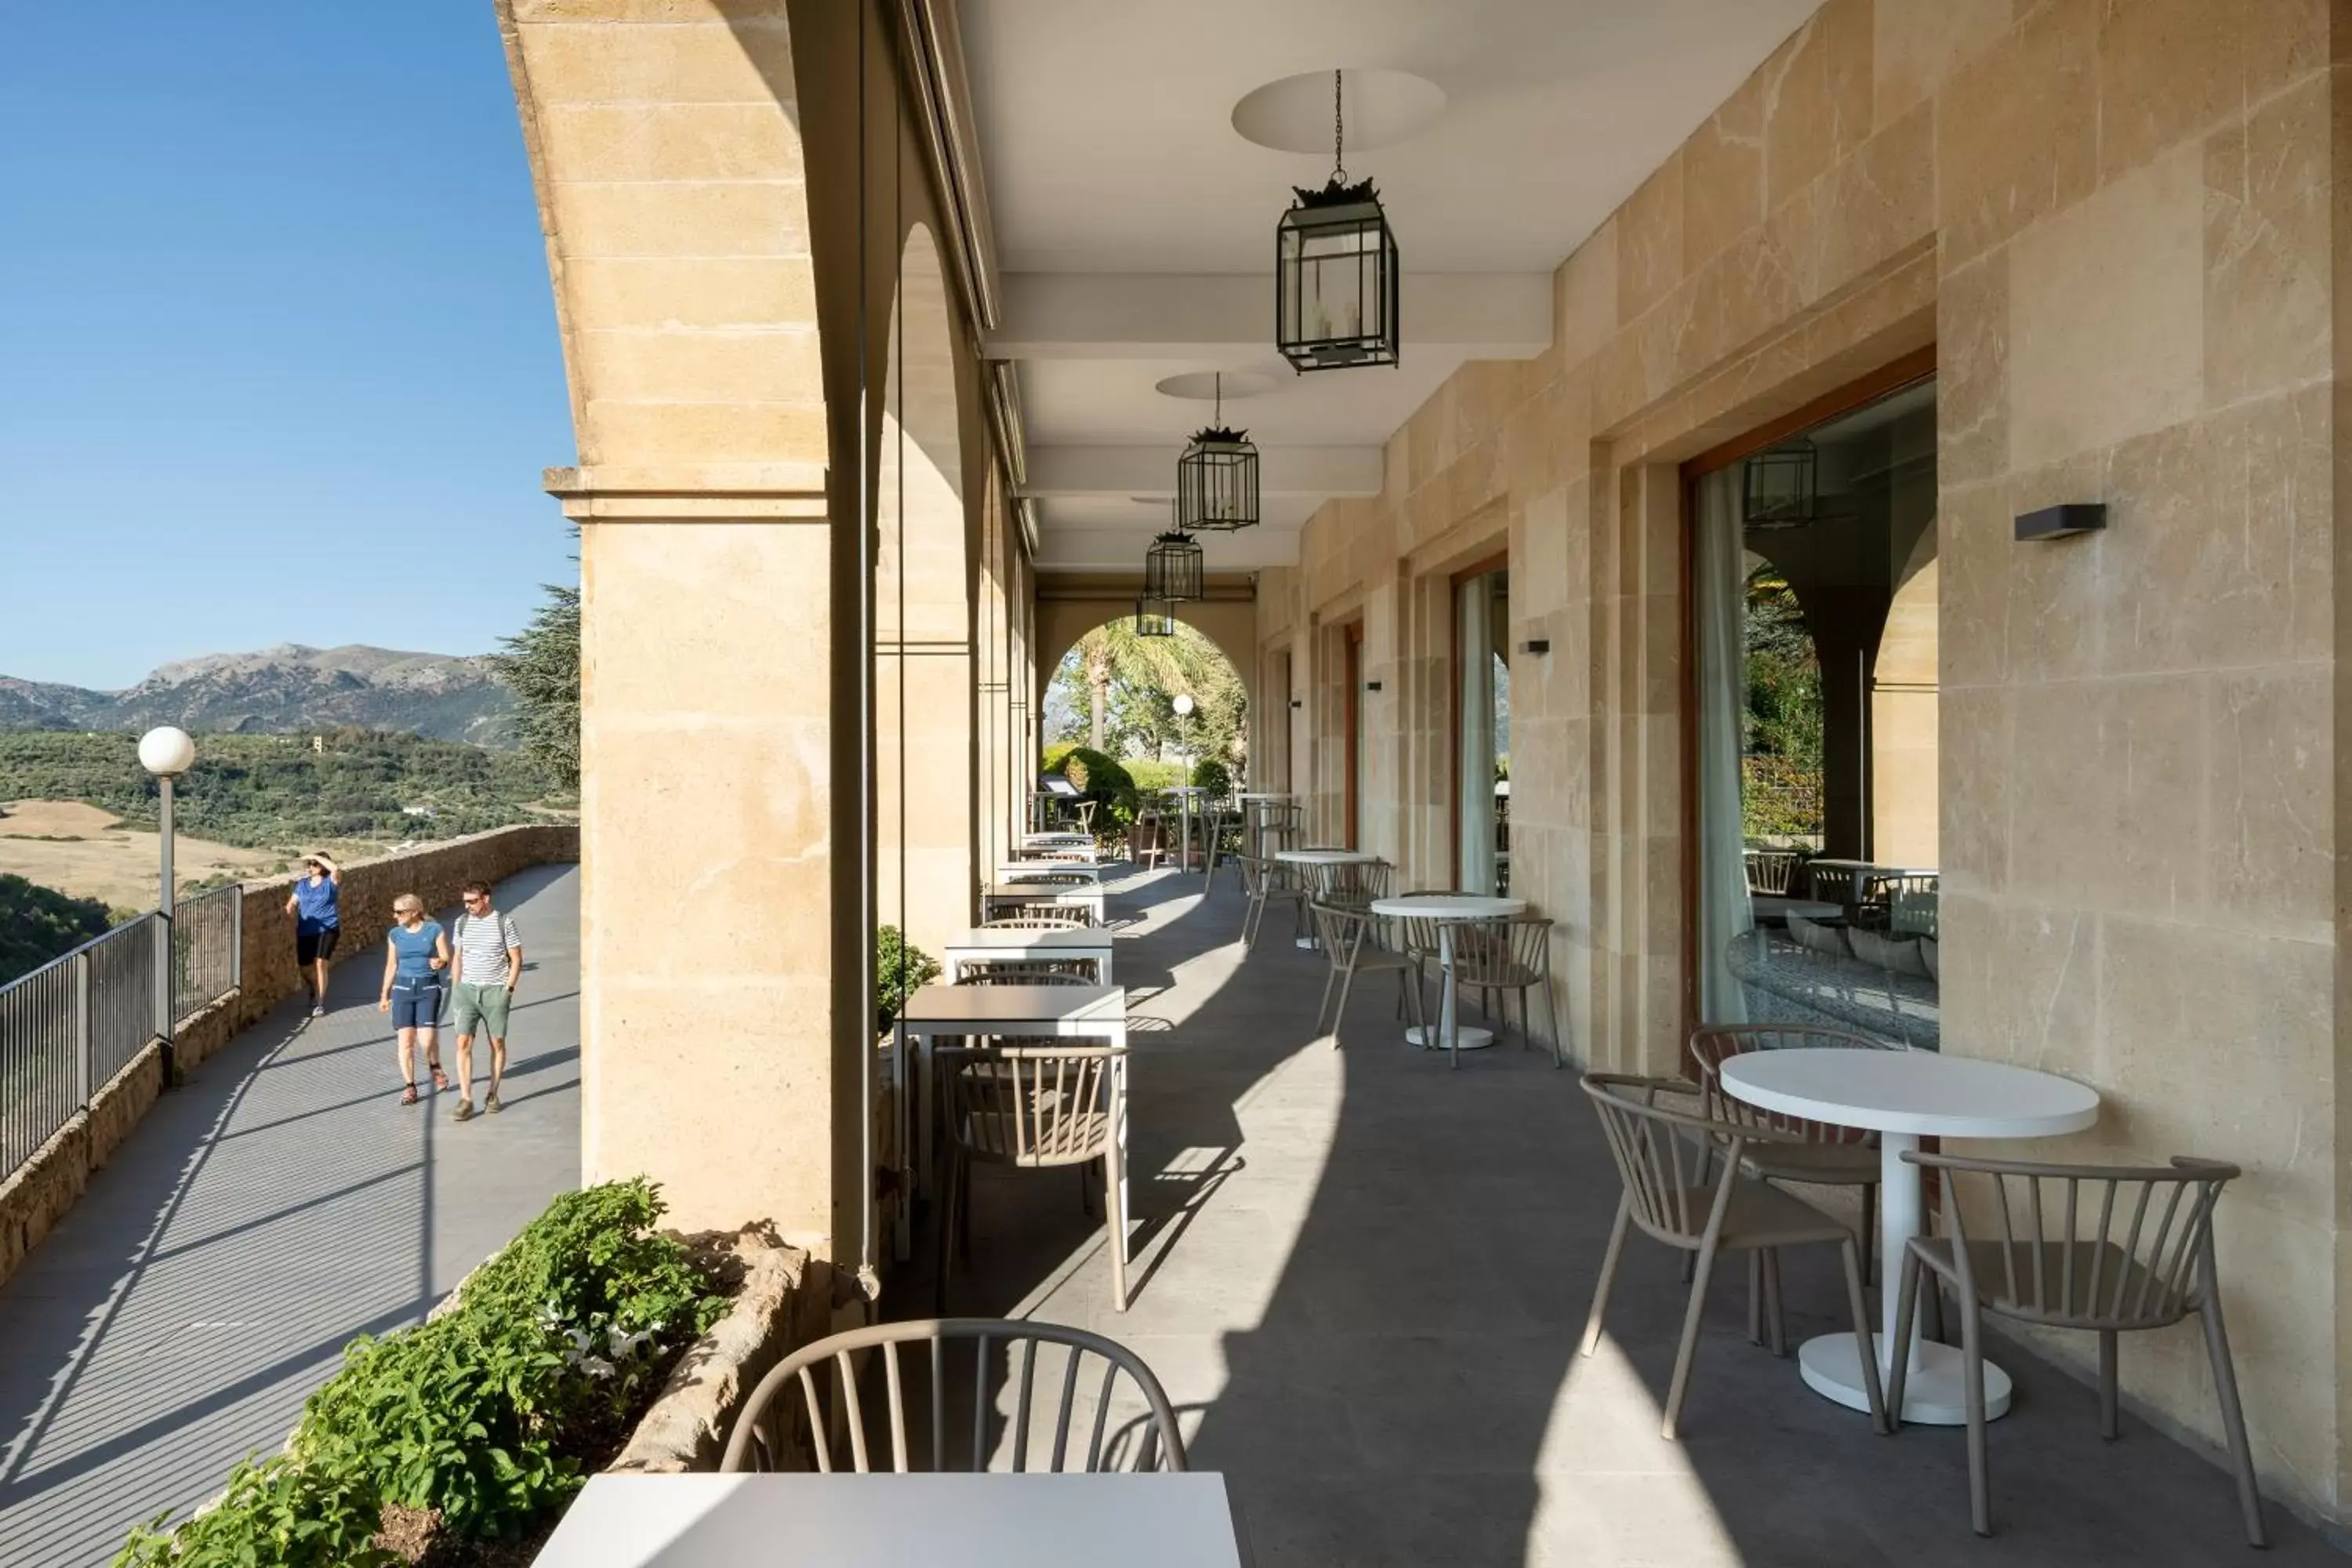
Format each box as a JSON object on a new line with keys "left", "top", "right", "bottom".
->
{"left": 1454, "top": 565, "right": 1509, "bottom": 895}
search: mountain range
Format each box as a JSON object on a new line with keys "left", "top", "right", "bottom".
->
{"left": 0, "top": 644, "right": 520, "bottom": 747}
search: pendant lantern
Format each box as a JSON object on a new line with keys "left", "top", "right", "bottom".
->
{"left": 1134, "top": 598, "right": 1178, "bottom": 637}
{"left": 1176, "top": 373, "right": 1260, "bottom": 532}
{"left": 1276, "top": 70, "right": 1400, "bottom": 372}
{"left": 1143, "top": 529, "right": 1205, "bottom": 603}
{"left": 1743, "top": 439, "right": 1820, "bottom": 532}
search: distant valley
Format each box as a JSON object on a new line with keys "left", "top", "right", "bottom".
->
{"left": 0, "top": 644, "right": 519, "bottom": 747}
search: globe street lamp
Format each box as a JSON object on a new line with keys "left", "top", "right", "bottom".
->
{"left": 138, "top": 726, "right": 195, "bottom": 1080}
{"left": 1171, "top": 695, "right": 1197, "bottom": 871}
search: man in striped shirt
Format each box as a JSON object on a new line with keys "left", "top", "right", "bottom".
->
{"left": 448, "top": 881, "right": 523, "bottom": 1123}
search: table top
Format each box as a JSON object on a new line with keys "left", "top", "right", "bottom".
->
{"left": 896, "top": 983, "right": 1123, "bottom": 1029}
{"left": 1369, "top": 895, "right": 1526, "bottom": 920}
{"left": 1806, "top": 858, "right": 1939, "bottom": 876}
{"left": 1163, "top": 786, "right": 1208, "bottom": 795}
{"left": 1276, "top": 848, "right": 1377, "bottom": 865}
{"left": 1719, "top": 1048, "right": 2099, "bottom": 1139}
{"left": 1024, "top": 833, "right": 1093, "bottom": 844}
{"left": 984, "top": 883, "right": 1104, "bottom": 899}
{"left": 1237, "top": 791, "right": 1294, "bottom": 800}
{"left": 532, "top": 1473, "right": 1243, "bottom": 1568}
{"left": 1751, "top": 896, "right": 1842, "bottom": 920}
{"left": 943, "top": 927, "right": 1113, "bottom": 951}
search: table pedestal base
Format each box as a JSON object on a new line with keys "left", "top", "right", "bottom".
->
{"left": 1797, "top": 1332, "right": 2012, "bottom": 1426}
{"left": 1403, "top": 1024, "right": 1496, "bottom": 1051}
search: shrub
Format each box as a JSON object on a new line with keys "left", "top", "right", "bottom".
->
{"left": 1124, "top": 758, "right": 1184, "bottom": 793}
{"left": 0, "top": 872, "right": 113, "bottom": 987}
{"left": 1052, "top": 746, "right": 1137, "bottom": 826}
{"left": 115, "top": 1180, "right": 727, "bottom": 1567}
{"left": 1188, "top": 758, "right": 1233, "bottom": 800}
{"left": 876, "top": 925, "right": 939, "bottom": 1032}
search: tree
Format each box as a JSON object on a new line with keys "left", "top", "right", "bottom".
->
{"left": 1046, "top": 621, "right": 1245, "bottom": 771}
{"left": 495, "top": 578, "right": 580, "bottom": 788}
{"left": 1064, "top": 620, "right": 1189, "bottom": 753}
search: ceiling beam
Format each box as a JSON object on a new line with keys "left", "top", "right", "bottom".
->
{"left": 985, "top": 272, "right": 1552, "bottom": 361}
{"left": 1022, "top": 444, "right": 1381, "bottom": 500}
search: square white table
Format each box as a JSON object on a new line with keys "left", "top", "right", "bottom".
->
{"left": 1718, "top": 1047, "right": 2099, "bottom": 1425}
{"left": 532, "top": 1473, "right": 1244, "bottom": 1567}
{"left": 891, "top": 982, "right": 1129, "bottom": 1302}
{"left": 982, "top": 883, "right": 1108, "bottom": 926}
{"left": 941, "top": 924, "right": 1116, "bottom": 986}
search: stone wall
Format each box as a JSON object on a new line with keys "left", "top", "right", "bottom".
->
{"left": 0, "top": 826, "right": 578, "bottom": 1294}
{"left": 1256, "top": 0, "right": 2349, "bottom": 1526}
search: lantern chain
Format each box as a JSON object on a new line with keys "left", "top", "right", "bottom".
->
{"left": 1332, "top": 68, "right": 1346, "bottom": 183}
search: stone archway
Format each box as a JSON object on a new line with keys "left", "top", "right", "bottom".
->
{"left": 875, "top": 225, "right": 973, "bottom": 960}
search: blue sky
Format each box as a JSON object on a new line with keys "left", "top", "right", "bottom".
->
{"left": 0, "top": 5, "right": 576, "bottom": 689}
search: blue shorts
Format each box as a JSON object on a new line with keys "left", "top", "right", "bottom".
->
{"left": 390, "top": 981, "right": 443, "bottom": 1031}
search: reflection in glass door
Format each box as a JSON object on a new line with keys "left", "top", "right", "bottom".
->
{"left": 1693, "top": 377, "right": 1940, "bottom": 1048}
{"left": 1455, "top": 566, "right": 1509, "bottom": 895}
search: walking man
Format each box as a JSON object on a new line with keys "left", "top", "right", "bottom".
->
{"left": 284, "top": 852, "right": 341, "bottom": 1017}
{"left": 448, "top": 880, "right": 522, "bottom": 1122}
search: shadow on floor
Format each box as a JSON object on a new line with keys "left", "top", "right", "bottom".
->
{"left": 882, "top": 867, "right": 2346, "bottom": 1567}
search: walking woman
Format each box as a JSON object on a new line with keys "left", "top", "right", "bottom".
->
{"left": 378, "top": 893, "right": 452, "bottom": 1105}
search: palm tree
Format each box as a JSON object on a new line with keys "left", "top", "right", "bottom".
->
{"left": 1069, "top": 620, "right": 1189, "bottom": 752}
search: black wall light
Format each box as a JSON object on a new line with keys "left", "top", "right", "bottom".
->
{"left": 2015, "top": 503, "right": 2105, "bottom": 541}
{"left": 1289, "top": 699, "right": 1304, "bottom": 709}
{"left": 1365, "top": 680, "right": 1383, "bottom": 692}
{"left": 1520, "top": 638, "right": 1550, "bottom": 655}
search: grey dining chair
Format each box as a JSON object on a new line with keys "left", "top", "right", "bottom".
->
{"left": 1578, "top": 1074, "right": 1886, "bottom": 1440}
{"left": 1446, "top": 915, "right": 1565, "bottom": 1067}
{"left": 1306, "top": 899, "right": 1424, "bottom": 1045}
{"left": 1687, "top": 1024, "right": 1893, "bottom": 1292}
{"left": 1239, "top": 852, "right": 1307, "bottom": 949}
{"left": 720, "top": 1317, "right": 1185, "bottom": 1475}
{"left": 981, "top": 911, "right": 1089, "bottom": 931}
{"left": 1888, "top": 1149, "right": 2264, "bottom": 1545}
{"left": 935, "top": 1044, "right": 1129, "bottom": 1312}
{"left": 953, "top": 960, "right": 1095, "bottom": 985}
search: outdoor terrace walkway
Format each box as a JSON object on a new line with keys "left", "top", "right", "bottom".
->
{"left": 905, "top": 868, "right": 2350, "bottom": 1566}
{"left": 0, "top": 863, "right": 582, "bottom": 1568}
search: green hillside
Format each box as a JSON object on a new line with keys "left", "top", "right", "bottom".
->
{"left": 0, "top": 730, "right": 568, "bottom": 851}
{"left": 0, "top": 873, "right": 113, "bottom": 986}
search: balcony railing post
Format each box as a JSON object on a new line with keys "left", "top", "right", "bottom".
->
{"left": 73, "top": 948, "right": 91, "bottom": 1111}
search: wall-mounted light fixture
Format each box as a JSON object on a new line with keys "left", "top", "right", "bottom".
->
{"left": 1365, "top": 680, "right": 1383, "bottom": 692}
{"left": 2014, "top": 503, "right": 2105, "bottom": 541}
{"left": 1520, "top": 638, "right": 1550, "bottom": 655}
{"left": 1289, "top": 699, "right": 1303, "bottom": 709}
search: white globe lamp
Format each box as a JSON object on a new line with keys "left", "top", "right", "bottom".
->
{"left": 1172, "top": 693, "right": 1195, "bottom": 717}
{"left": 138, "top": 726, "right": 196, "bottom": 778}
{"left": 138, "top": 726, "right": 195, "bottom": 1077}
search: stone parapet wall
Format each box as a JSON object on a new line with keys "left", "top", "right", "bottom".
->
{"left": 0, "top": 825, "right": 579, "bottom": 1293}
{"left": 227, "top": 824, "right": 580, "bottom": 1041}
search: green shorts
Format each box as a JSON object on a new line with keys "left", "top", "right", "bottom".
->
{"left": 450, "top": 982, "right": 513, "bottom": 1038}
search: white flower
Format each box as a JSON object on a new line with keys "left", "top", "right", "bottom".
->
{"left": 580, "top": 1356, "right": 616, "bottom": 1379}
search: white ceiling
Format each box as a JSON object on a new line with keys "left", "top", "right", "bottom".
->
{"left": 960, "top": 0, "right": 1820, "bottom": 571}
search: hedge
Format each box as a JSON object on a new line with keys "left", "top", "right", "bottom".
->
{"left": 114, "top": 1181, "right": 728, "bottom": 1567}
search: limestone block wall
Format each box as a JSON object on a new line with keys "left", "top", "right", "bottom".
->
{"left": 1256, "top": 0, "right": 2351, "bottom": 1524}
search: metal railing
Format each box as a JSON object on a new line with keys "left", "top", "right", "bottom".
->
{"left": 1, "top": 891, "right": 243, "bottom": 1179}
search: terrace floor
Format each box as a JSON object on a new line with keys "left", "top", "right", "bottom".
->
{"left": 897, "top": 867, "right": 2349, "bottom": 1566}
{"left": 0, "top": 863, "right": 583, "bottom": 1568}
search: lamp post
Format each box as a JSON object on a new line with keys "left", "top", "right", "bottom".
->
{"left": 138, "top": 726, "right": 195, "bottom": 1082}
{"left": 1172, "top": 694, "right": 1196, "bottom": 871}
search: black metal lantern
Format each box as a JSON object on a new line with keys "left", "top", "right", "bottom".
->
{"left": 1143, "top": 530, "right": 1204, "bottom": 603}
{"left": 1134, "top": 597, "right": 1178, "bottom": 637}
{"left": 1276, "top": 71, "right": 1400, "bottom": 373}
{"left": 1176, "top": 373, "right": 1259, "bottom": 532}
{"left": 1743, "top": 438, "right": 1818, "bottom": 531}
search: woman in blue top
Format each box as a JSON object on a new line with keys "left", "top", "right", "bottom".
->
{"left": 377, "top": 892, "right": 452, "bottom": 1106}
{"left": 283, "top": 853, "right": 341, "bottom": 1018}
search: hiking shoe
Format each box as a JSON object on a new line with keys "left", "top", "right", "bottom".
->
{"left": 485, "top": 1091, "right": 502, "bottom": 1116}
{"left": 452, "top": 1098, "right": 476, "bottom": 1123}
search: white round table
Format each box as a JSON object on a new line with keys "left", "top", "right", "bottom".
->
{"left": 1276, "top": 849, "right": 1377, "bottom": 949}
{"left": 1369, "top": 894, "right": 1524, "bottom": 1057}
{"left": 1717, "top": 1049, "right": 2099, "bottom": 1425}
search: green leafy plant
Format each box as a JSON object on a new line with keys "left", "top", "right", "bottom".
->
{"left": 114, "top": 1180, "right": 727, "bottom": 1566}
{"left": 1189, "top": 757, "right": 1233, "bottom": 800}
{"left": 1053, "top": 746, "right": 1137, "bottom": 829}
{"left": 876, "top": 925, "right": 940, "bottom": 1033}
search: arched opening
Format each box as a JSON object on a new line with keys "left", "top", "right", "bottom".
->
{"left": 875, "top": 224, "right": 972, "bottom": 960}
{"left": 1040, "top": 616, "right": 1249, "bottom": 853}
